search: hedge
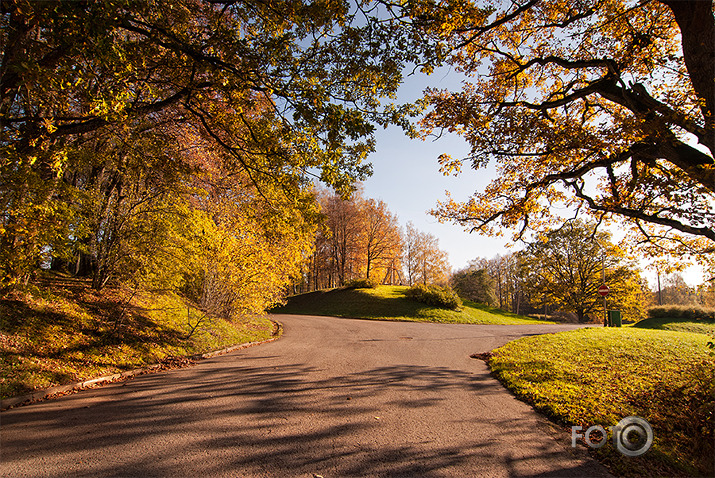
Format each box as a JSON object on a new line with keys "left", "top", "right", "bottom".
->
{"left": 647, "top": 305, "right": 715, "bottom": 321}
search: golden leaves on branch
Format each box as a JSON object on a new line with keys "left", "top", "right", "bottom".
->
{"left": 418, "top": 0, "right": 714, "bottom": 265}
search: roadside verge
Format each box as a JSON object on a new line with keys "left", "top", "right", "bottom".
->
{"left": 1, "top": 321, "right": 282, "bottom": 411}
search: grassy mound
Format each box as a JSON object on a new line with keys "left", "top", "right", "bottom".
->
{"left": 272, "top": 285, "right": 552, "bottom": 324}
{"left": 633, "top": 316, "right": 715, "bottom": 335}
{"left": 0, "top": 275, "right": 276, "bottom": 400}
{"left": 488, "top": 327, "right": 714, "bottom": 477}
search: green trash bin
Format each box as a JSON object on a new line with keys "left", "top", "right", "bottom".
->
{"left": 608, "top": 310, "right": 622, "bottom": 327}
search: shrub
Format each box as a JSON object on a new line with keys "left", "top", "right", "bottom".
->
{"left": 451, "top": 268, "right": 497, "bottom": 306}
{"left": 343, "top": 278, "right": 380, "bottom": 290}
{"left": 406, "top": 284, "right": 462, "bottom": 310}
{"left": 648, "top": 305, "right": 715, "bottom": 321}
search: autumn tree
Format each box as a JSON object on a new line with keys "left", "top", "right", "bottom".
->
{"left": 657, "top": 273, "right": 698, "bottom": 305}
{"left": 302, "top": 188, "right": 405, "bottom": 289}
{"left": 403, "top": 222, "right": 423, "bottom": 286}
{"left": 418, "top": 0, "right": 714, "bottom": 269}
{"left": 319, "top": 189, "right": 366, "bottom": 287}
{"left": 306, "top": 219, "right": 334, "bottom": 292}
{"left": 0, "top": 0, "right": 427, "bottom": 287}
{"left": 2, "top": 0, "right": 382, "bottom": 316}
{"left": 696, "top": 281, "right": 715, "bottom": 309}
{"left": 521, "top": 221, "right": 646, "bottom": 322}
{"left": 65, "top": 119, "right": 196, "bottom": 290}
{"left": 402, "top": 222, "right": 451, "bottom": 286}
{"left": 185, "top": 173, "right": 318, "bottom": 319}
{"left": 361, "top": 198, "right": 402, "bottom": 280}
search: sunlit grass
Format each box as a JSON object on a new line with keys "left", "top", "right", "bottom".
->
{"left": 489, "top": 327, "right": 714, "bottom": 476}
{"left": 632, "top": 316, "right": 715, "bottom": 335}
{"left": 272, "top": 285, "right": 553, "bottom": 324}
{"left": 0, "top": 282, "right": 275, "bottom": 400}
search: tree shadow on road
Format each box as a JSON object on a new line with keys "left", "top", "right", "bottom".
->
{"left": 1, "top": 357, "right": 611, "bottom": 477}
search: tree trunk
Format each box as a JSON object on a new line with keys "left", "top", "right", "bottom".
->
{"left": 576, "top": 309, "right": 586, "bottom": 323}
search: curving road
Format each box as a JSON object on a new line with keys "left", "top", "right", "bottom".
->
{"left": 1, "top": 315, "right": 612, "bottom": 477}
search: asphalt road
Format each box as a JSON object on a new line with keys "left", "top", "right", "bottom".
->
{"left": 1, "top": 315, "right": 612, "bottom": 477}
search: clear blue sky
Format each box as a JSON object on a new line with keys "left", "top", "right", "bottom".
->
{"left": 362, "top": 67, "right": 511, "bottom": 272}
{"left": 360, "top": 69, "right": 705, "bottom": 286}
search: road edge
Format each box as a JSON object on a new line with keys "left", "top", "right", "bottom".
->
{"left": 1, "top": 320, "right": 283, "bottom": 411}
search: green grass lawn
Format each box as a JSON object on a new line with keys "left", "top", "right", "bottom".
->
{"left": 488, "top": 327, "right": 714, "bottom": 477}
{"left": 272, "top": 285, "right": 553, "bottom": 324}
{"left": 0, "top": 279, "right": 276, "bottom": 400}
{"left": 632, "top": 316, "right": 715, "bottom": 335}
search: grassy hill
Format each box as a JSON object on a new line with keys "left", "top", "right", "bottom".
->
{"left": 272, "top": 285, "right": 553, "bottom": 325}
{"left": 489, "top": 327, "right": 714, "bottom": 476}
{"left": 0, "top": 273, "right": 277, "bottom": 400}
{"left": 632, "top": 316, "right": 715, "bottom": 335}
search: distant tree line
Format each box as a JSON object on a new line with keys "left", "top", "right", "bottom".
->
{"left": 450, "top": 221, "right": 713, "bottom": 323}
{"left": 295, "top": 187, "right": 451, "bottom": 293}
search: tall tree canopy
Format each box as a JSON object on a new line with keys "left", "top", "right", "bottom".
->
{"left": 302, "top": 187, "right": 404, "bottom": 289}
{"left": 362, "top": 198, "right": 402, "bottom": 280}
{"left": 0, "top": 0, "right": 425, "bottom": 288}
{"left": 520, "top": 221, "right": 645, "bottom": 322}
{"left": 402, "top": 221, "right": 451, "bottom": 286}
{"left": 419, "top": 0, "right": 714, "bottom": 267}
{"left": 1, "top": 0, "right": 420, "bottom": 189}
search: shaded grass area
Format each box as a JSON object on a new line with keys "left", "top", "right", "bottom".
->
{"left": 0, "top": 276, "right": 275, "bottom": 400}
{"left": 272, "top": 285, "right": 553, "bottom": 324}
{"left": 488, "top": 328, "right": 714, "bottom": 477}
{"left": 632, "top": 316, "right": 715, "bottom": 335}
